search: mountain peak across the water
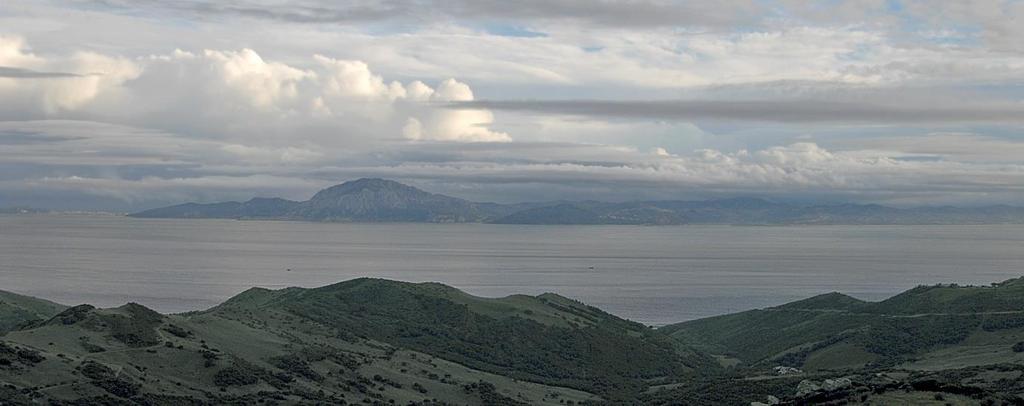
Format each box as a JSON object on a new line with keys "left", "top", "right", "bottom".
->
{"left": 128, "top": 178, "right": 1024, "bottom": 225}
{"left": 312, "top": 178, "right": 417, "bottom": 196}
{"left": 295, "top": 178, "right": 482, "bottom": 222}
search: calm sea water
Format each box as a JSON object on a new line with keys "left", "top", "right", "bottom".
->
{"left": 2, "top": 214, "right": 1023, "bottom": 325}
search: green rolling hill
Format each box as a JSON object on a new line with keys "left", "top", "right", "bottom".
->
{"left": 7, "top": 278, "right": 1024, "bottom": 404}
{"left": 661, "top": 278, "right": 1024, "bottom": 374}
{"left": 0, "top": 290, "right": 66, "bottom": 334}
{"left": 0, "top": 279, "right": 712, "bottom": 404}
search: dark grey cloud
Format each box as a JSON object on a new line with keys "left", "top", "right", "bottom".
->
{"left": 452, "top": 99, "right": 1024, "bottom": 124}
{"left": 84, "top": 0, "right": 400, "bottom": 24}
{"left": 0, "top": 66, "right": 82, "bottom": 78}
{"left": 438, "top": 0, "right": 762, "bottom": 28}
{"left": 78, "top": 0, "right": 762, "bottom": 29}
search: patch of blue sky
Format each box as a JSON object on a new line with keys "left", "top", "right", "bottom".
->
{"left": 758, "top": 0, "right": 849, "bottom": 24}
{"left": 916, "top": 25, "right": 981, "bottom": 47}
{"left": 479, "top": 23, "right": 547, "bottom": 38}
{"left": 838, "top": 43, "right": 875, "bottom": 62}
{"left": 959, "top": 126, "right": 1024, "bottom": 142}
{"left": 885, "top": 0, "right": 904, "bottom": 13}
{"left": 881, "top": 2, "right": 982, "bottom": 47}
{"left": 751, "top": 0, "right": 792, "bottom": 19}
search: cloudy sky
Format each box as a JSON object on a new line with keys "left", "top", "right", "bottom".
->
{"left": 2, "top": 0, "right": 1024, "bottom": 210}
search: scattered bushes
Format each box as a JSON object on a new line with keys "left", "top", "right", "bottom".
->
{"left": 862, "top": 315, "right": 979, "bottom": 358}
{"left": 55, "top": 305, "right": 95, "bottom": 325}
{"left": 93, "top": 378, "right": 140, "bottom": 398}
{"left": 79, "top": 361, "right": 116, "bottom": 380}
{"left": 463, "top": 381, "right": 528, "bottom": 406}
{"left": 270, "top": 354, "right": 322, "bottom": 381}
{"left": 0, "top": 342, "right": 44, "bottom": 366}
{"left": 75, "top": 304, "right": 164, "bottom": 347}
{"left": 201, "top": 350, "right": 219, "bottom": 367}
{"left": 214, "top": 365, "right": 259, "bottom": 387}
{"left": 162, "top": 324, "right": 192, "bottom": 338}
{"left": 279, "top": 280, "right": 700, "bottom": 400}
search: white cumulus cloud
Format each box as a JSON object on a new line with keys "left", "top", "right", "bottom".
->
{"left": 0, "top": 37, "right": 507, "bottom": 143}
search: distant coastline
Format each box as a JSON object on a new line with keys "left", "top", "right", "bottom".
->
{"left": 128, "top": 178, "right": 1024, "bottom": 226}
{"left": 0, "top": 209, "right": 124, "bottom": 216}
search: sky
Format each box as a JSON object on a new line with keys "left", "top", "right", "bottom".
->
{"left": 2, "top": 0, "right": 1024, "bottom": 210}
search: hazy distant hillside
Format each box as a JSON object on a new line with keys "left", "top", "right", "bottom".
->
{"left": 492, "top": 202, "right": 686, "bottom": 225}
{"left": 132, "top": 178, "right": 500, "bottom": 223}
{"left": 129, "top": 178, "right": 1024, "bottom": 225}
{"left": 0, "top": 207, "right": 48, "bottom": 215}
{"left": 288, "top": 178, "right": 492, "bottom": 222}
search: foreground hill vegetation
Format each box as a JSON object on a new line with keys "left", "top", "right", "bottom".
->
{"left": 663, "top": 278, "right": 1024, "bottom": 371}
{"left": 0, "top": 279, "right": 707, "bottom": 404}
{"left": 0, "top": 290, "right": 66, "bottom": 334}
{"left": 6, "top": 277, "right": 1024, "bottom": 404}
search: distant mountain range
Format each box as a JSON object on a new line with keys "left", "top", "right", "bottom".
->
{"left": 129, "top": 178, "right": 1024, "bottom": 225}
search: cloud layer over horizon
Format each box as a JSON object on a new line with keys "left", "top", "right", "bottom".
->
{"left": 2, "top": 1, "right": 1024, "bottom": 210}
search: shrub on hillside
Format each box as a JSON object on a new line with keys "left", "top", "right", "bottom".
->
{"left": 214, "top": 366, "right": 259, "bottom": 386}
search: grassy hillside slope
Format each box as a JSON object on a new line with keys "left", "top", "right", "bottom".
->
{"left": 0, "top": 278, "right": 715, "bottom": 404}
{"left": 662, "top": 278, "right": 1024, "bottom": 373}
{"left": 208, "top": 278, "right": 715, "bottom": 400}
{"left": 9, "top": 278, "right": 1024, "bottom": 405}
{"left": 0, "top": 290, "right": 66, "bottom": 334}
